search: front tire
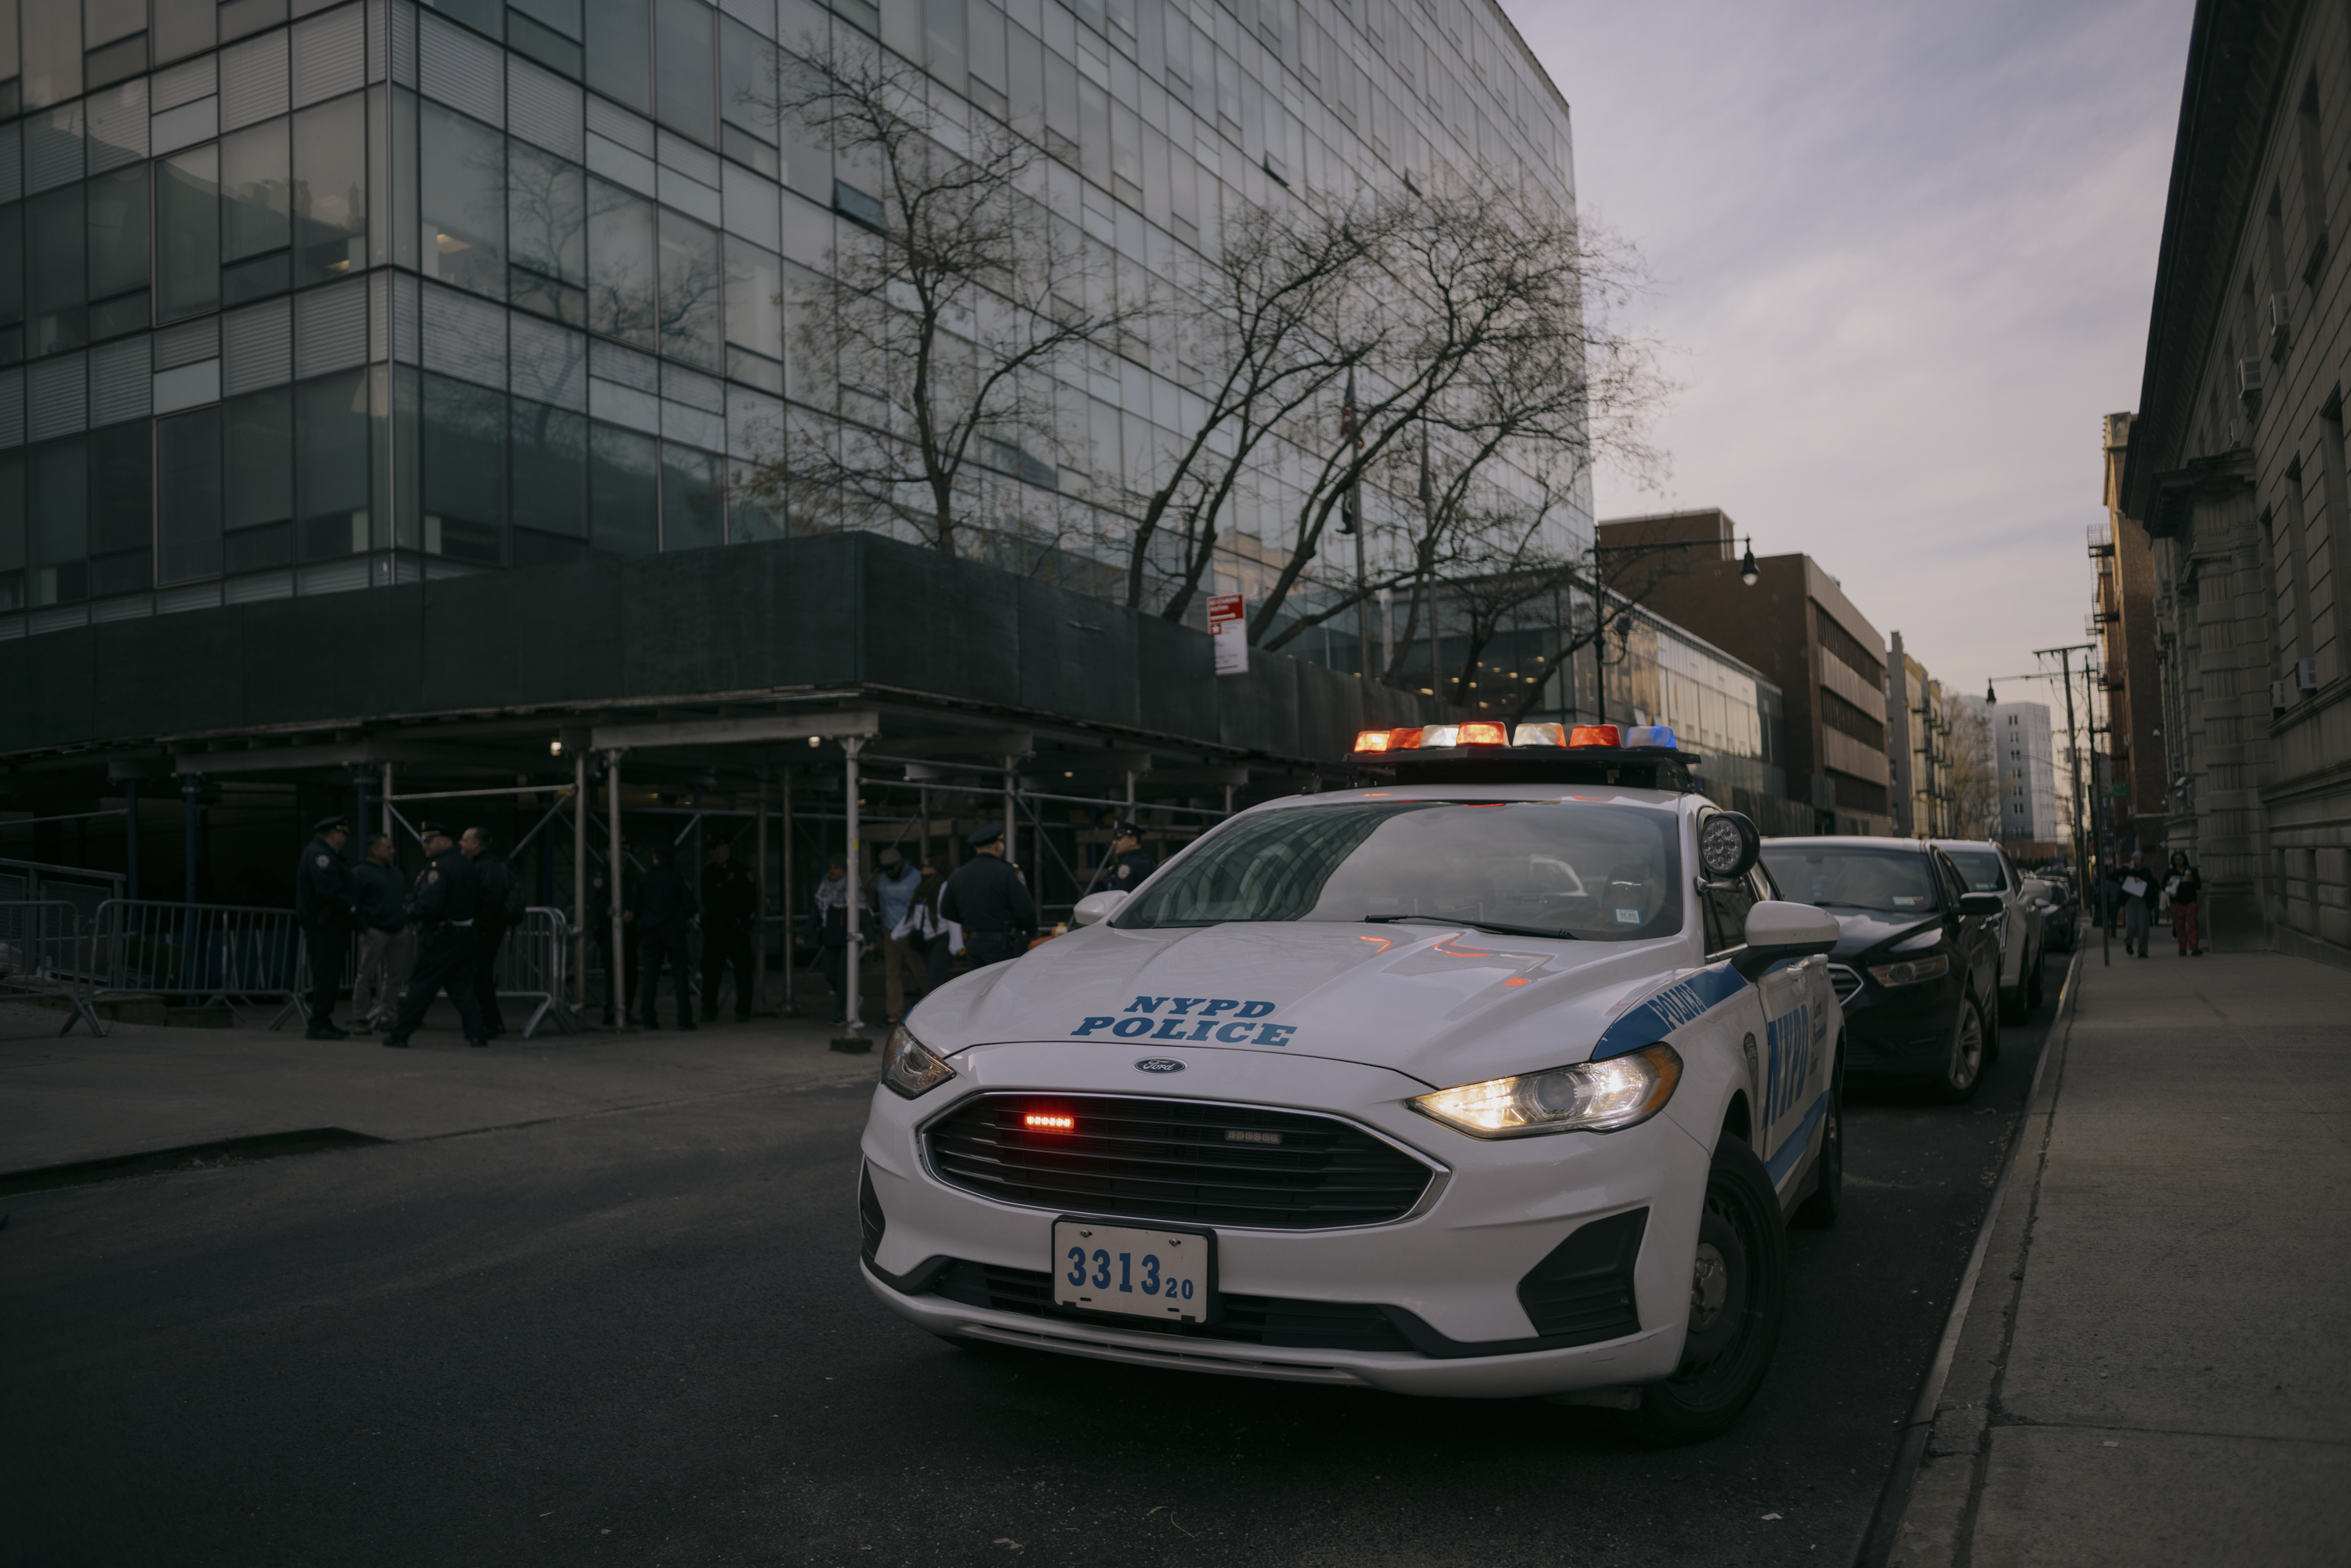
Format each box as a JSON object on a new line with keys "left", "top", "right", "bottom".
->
{"left": 1631, "top": 1136, "right": 1788, "bottom": 1444}
{"left": 1930, "top": 994, "right": 1987, "bottom": 1103}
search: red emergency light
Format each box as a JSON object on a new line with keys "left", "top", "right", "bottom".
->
{"left": 1567, "top": 724, "right": 1621, "bottom": 748}
{"left": 1023, "top": 1112, "right": 1076, "bottom": 1132}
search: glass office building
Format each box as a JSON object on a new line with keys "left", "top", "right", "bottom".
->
{"left": 0, "top": 0, "right": 1581, "bottom": 638}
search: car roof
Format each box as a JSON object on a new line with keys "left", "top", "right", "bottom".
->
{"left": 1930, "top": 839, "right": 2005, "bottom": 853}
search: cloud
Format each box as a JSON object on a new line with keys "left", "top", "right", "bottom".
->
{"left": 1510, "top": 0, "right": 2193, "bottom": 700}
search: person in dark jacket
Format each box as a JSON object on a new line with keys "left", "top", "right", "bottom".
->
{"left": 633, "top": 840, "right": 699, "bottom": 1030}
{"left": 461, "top": 827, "right": 513, "bottom": 1039}
{"left": 2118, "top": 852, "right": 2154, "bottom": 958}
{"left": 295, "top": 814, "right": 356, "bottom": 1039}
{"left": 1103, "top": 821, "right": 1155, "bottom": 893}
{"left": 2166, "top": 849, "right": 2204, "bottom": 957}
{"left": 585, "top": 847, "right": 636, "bottom": 1027}
{"left": 381, "top": 822, "right": 489, "bottom": 1049}
{"left": 700, "top": 838, "right": 758, "bottom": 1023}
{"left": 349, "top": 832, "right": 411, "bottom": 1030}
{"left": 939, "top": 824, "right": 1036, "bottom": 969}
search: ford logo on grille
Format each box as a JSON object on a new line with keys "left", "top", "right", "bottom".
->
{"left": 1133, "top": 1058, "right": 1186, "bottom": 1074}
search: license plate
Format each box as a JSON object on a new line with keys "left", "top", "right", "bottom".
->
{"left": 1052, "top": 1219, "right": 1215, "bottom": 1322}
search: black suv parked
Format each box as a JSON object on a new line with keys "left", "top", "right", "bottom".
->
{"left": 1759, "top": 837, "right": 2005, "bottom": 1102}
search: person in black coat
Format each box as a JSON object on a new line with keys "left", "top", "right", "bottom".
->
{"left": 295, "top": 814, "right": 356, "bottom": 1040}
{"left": 2166, "top": 849, "right": 2204, "bottom": 957}
{"left": 939, "top": 824, "right": 1036, "bottom": 969}
{"left": 701, "top": 838, "right": 758, "bottom": 1023}
{"left": 381, "top": 822, "right": 490, "bottom": 1049}
{"left": 1103, "top": 820, "right": 1156, "bottom": 893}
{"left": 633, "top": 840, "right": 699, "bottom": 1030}
{"left": 462, "top": 827, "right": 514, "bottom": 1039}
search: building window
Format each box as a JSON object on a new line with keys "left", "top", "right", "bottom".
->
{"left": 295, "top": 370, "right": 371, "bottom": 562}
{"left": 422, "top": 373, "right": 509, "bottom": 565}
{"left": 513, "top": 397, "right": 589, "bottom": 559}
{"left": 421, "top": 101, "right": 508, "bottom": 299}
{"left": 510, "top": 143, "right": 589, "bottom": 325}
{"left": 157, "top": 408, "right": 223, "bottom": 585}
{"left": 590, "top": 422, "right": 659, "bottom": 554}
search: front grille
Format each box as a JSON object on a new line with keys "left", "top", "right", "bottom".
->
{"left": 1827, "top": 964, "right": 1863, "bottom": 1004}
{"left": 925, "top": 1093, "right": 1437, "bottom": 1229}
{"left": 931, "top": 1260, "right": 1415, "bottom": 1353}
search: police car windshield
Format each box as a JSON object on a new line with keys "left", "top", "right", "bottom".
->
{"left": 1114, "top": 800, "right": 1683, "bottom": 940}
{"left": 1941, "top": 849, "right": 2007, "bottom": 893}
{"left": 1758, "top": 845, "right": 1942, "bottom": 914}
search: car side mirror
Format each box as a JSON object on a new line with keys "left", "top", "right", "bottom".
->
{"left": 1072, "top": 890, "right": 1129, "bottom": 927}
{"left": 2019, "top": 878, "right": 2049, "bottom": 901}
{"left": 1733, "top": 900, "right": 1840, "bottom": 979}
{"left": 1958, "top": 892, "right": 2005, "bottom": 916}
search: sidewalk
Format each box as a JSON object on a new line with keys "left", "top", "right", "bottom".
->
{"left": 0, "top": 1001, "right": 886, "bottom": 1178}
{"left": 1886, "top": 950, "right": 2351, "bottom": 1566}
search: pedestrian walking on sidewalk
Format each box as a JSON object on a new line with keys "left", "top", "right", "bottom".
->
{"left": 381, "top": 822, "right": 489, "bottom": 1049}
{"left": 349, "top": 832, "right": 411, "bottom": 1030}
{"left": 461, "top": 827, "right": 516, "bottom": 1039}
{"left": 939, "top": 824, "right": 1034, "bottom": 970}
{"left": 2166, "top": 849, "right": 2204, "bottom": 956}
{"left": 2119, "top": 852, "right": 2154, "bottom": 958}
{"left": 875, "top": 847, "right": 924, "bottom": 1023}
{"left": 295, "top": 814, "right": 357, "bottom": 1040}
{"left": 700, "top": 838, "right": 757, "bottom": 1022}
{"left": 634, "top": 840, "right": 698, "bottom": 1030}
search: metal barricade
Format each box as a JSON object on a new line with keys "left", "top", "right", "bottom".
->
{"left": 86, "top": 900, "right": 304, "bottom": 1027}
{"left": 0, "top": 900, "right": 107, "bottom": 1037}
{"left": 491, "top": 907, "right": 575, "bottom": 1038}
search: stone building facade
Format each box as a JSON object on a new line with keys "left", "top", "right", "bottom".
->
{"left": 2118, "top": 0, "right": 2351, "bottom": 965}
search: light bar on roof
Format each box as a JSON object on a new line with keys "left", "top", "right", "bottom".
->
{"left": 1624, "top": 725, "right": 1678, "bottom": 749}
{"left": 1458, "top": 720, "right": 1507, "bottom": 746}
{"left": 1420, "top": 724, "right": 1459, "bottom": 748}
{"left": 1512, "top": 722, "right": 1566, "bottom": 748}
{"left": 1353, "top": 729, "right": 1393, "bottom": 752}
{"left": 1568, "top": 724, "right": 1621, "bottom": 748}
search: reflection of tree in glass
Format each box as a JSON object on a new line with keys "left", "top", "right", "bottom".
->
{"left": 504, "top": 139, "right": 587, "bottom": 325}
{"left": 585, "top": 179, "right": 722, "bottom": 356}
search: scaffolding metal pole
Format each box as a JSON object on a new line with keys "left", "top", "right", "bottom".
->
{"left": 607, "top": 752, "right": 629, "bottom": 1029}
{"left": 573, "top": 746, "right": 587, "bottom": 1019}
{"left": 124, "top": 778, "right": 139, "bottom": 902}
{"left": 835, "top": 741, "right": 868, "bottom": 1045}
{"left": 755, "top": 774, "right": 769, "bottom": 1019}
{"left": 781, "top": 766, "right": 797, "bottom": 1015}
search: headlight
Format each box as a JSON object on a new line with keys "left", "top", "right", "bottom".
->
{"left": 1410, "top": 1044, "right": 1682, "bottom": 1139}
{"left": 882, "top": 1025, "right": 956, "bottom": 1098}
{"left": 1867, "top": 954, "right": 1950, "bottom": 987}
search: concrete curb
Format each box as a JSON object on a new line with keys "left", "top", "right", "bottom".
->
{"left": 1853, "top": 937, "right": 2085, "bottom": 1568}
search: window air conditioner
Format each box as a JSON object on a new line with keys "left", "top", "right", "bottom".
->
{"left": 2269, "top": 293, "right": 2293, "bottom": 360}
{"left": 2240, "top": 357, "right": 2266, "bottom": 414}
{"left": 2297, "top": 656, "right": 2320, "bottom": 692}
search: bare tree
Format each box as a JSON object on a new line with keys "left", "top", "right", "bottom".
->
{"left": 1943, "top": 704, "right": 2001, "bottom": 837}
{"left": 736, "top": 38, "right": 1133, "bottom": 555}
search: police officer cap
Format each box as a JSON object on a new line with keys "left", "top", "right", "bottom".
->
{"left": 418, "top": 820, "right": 452, "bottom": 839}
{"left": 1113, "top": 820, "right": 1143, "bottom": 840}
{"left": 313, "top": 814, "right": 350, "bottom": 835}
{"left": 968, "top": 823, "right": 1005, "bottom": 849}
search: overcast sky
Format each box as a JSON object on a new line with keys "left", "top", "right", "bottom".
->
{"left": 1508, "top": 0, "right": 2195, "bottom": 711}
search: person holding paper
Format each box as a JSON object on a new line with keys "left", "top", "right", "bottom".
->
{"left": 2119, "top": 853, "right": 2154, "bottom": 958}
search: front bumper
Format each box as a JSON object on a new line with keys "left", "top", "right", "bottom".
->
{"left": 1837, "top": 970, "right": 1961, "bottom": 1077}
{"left": 857, "top": 1041, "right": 1705, "bottom": 1398}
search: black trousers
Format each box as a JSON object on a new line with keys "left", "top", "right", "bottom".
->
{"left": 965, "top": 929, "right": 1021, "bottom": 969}
{"left": 702, "top": 922, "right": 754, "bottom": 1019}
{"left": 469, "top": 924, "right": 508, "bottom": 1034}
{"left": 302, "top": 922, "right": 345, "bottom": 1027}
{"left": 639, "top": 924, "right": 693, "bottom": 1026}
{"left": 385, "top": 926, "right": 486, "bottom": 1043}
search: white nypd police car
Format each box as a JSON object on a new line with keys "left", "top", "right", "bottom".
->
{"left": 858, "top": 722, "right": 1845, "bottom": 1441}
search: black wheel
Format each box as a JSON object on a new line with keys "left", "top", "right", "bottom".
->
{"left": 1789, "top": 1065, "right": 1842, "bottom": 1229}
{"left": 2026, "top": 944, "right": 2045, "bottom": 1011}
{"left": 1631, "top": 1136, "right": 1788, "bottom": 1444}
{"left": 1999, "top": 972, "right": 2026, "bottom": 1025}
{"left": 1929, "top": 994, "right": 1987, "bottom": 1104}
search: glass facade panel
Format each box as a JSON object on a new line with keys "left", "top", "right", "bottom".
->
{"left": 586, "top": 0, "right": 652, "bottom": 114}
{"left": 31, "top": 438, "right": 89, "bottom": 606}
{"left": 589, "top": 422, "right": 659, "bottom": 554}
{"left": 27, "top": 185, "right": 86, "bottom": 357}
{"left": 157, "top": 408, "right": 224, "bottom": 585}
{"left": 513, "top": 397, "right": 589, "bottom": 540}
{"left": 293, "top": 93, "right": 368, "bottom": 288}
{"left": 422, "top": 373, "right": 509, "bottom": 564}
{"left": 658, "top": 207, "right": 722, "bottom": 369}
{"left": 0, "top": 451, "right": 24, "bottom": 610}
{"left": 509, "top": 139, "right": 587, "bottom": 324}
{"left": 660, "top": 442, "right": 723, "bottom": 550}
{"left": 723, "top": 234, "right": 784, "bottom": 392}
{"left": 0, "top": 204, "right": 21, "bottom": 365}
{"left": 654, "top": 0, "right": 717, "bottom": 144}
{"left": 222, "top": 119, "right": 293, "bottom": 263}
{"left": 420, "top": 100, "right": 507, "bottom": 297}
{"left": 158, "top": 146, "right": 223, "bottom": 321}
{"left": 295, "top": 371, "right": 371, "bottom": 560}
{"left": 89, "top": 165, "right": 152, "bottom": 307}
{"left": 589, "top": 179, "right": 657, "bottom": 349}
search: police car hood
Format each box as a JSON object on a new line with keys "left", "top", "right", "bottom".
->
{"left": 908, "top": 919, "right": 1720, "bottom": 1089}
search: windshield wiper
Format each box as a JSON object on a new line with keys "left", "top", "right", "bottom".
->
{"left": 1364, "top": 914, "right": 1580, "bottom": 940}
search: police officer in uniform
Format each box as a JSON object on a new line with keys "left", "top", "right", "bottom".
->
{"left": 1105, "top": 821, "right": 1155, "bottom": 893}
{"left": 939, "top": 824, "right": 1036, "bottom": 969}
{"left": 461, "top": 826, "right": 514, "bottom": 1039}
{"left": 633, "top": 840, "right": 699, "bottom": 1030}
{"left": 295, "top": 814, "right": 357, "bottom": 1040}
{"left": 700, "top": 838, "right": 757, "bottom": 1023}
{"left": 381, "top": 822, "right": 490, "bottom": 1049}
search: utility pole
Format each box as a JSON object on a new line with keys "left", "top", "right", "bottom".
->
{"left": 2038, "top": 642, "right": 2099, "bottom": 965}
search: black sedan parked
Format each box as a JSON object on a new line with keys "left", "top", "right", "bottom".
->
{"left": 1759, "top": 837, "right": 2005, "bottom": 1102}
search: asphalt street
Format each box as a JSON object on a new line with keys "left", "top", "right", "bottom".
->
{"left": 2, "top": 993, "right": 2058, "bottom": 1568}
